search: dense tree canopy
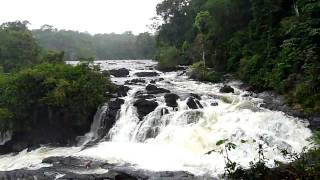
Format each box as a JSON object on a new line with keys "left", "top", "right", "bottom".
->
{"left": 155, "top": 0, "right": 320, "bottom": 113}
{"left": 0, "top": 21, "right": 40, "bottom": 72}
{"left": 0, "top": 21, "right": 116, "bottom": 149}
{"left": 0, "top": 62, "right": 115, "bottom": 132}
{"left": 33, "top": 27, "right": 156, "bottom": 60}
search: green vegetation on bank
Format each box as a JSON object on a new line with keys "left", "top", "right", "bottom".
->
{"left": 215, "top": 134, "right": 320, "bottom": 180}
{"left": 33, "top": 26, "right": 156, "bottom": 60}
{"left": 0, "top": 62, "right": 115, "bottom": 133}
{"left": 155, "top": 0, "right": 320, "bottom": 113}
{"left": 0, "top": 21, "right": 115, "bottom": 149}
{"left": 0, "top": 21, "right": 40, "bottom": 73}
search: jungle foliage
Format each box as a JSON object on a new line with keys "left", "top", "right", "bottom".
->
{"left": 155, "top": 0, "right": 320, "bottom": 113}
{"left": 0, "top": 21, "right": 115, "bottom": 140}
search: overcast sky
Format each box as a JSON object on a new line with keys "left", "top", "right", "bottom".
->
{"left": 0, "top": 0, "right": 163, "bottom": 34}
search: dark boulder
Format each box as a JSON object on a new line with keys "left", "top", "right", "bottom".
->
{"left": 187, "top": 97, "right": 203, "bottom": 109}
{"left": 220, "top": 85, "right": 234, "bottom": 93}
{"left": 134, "top": 99, "right": 158, "bottom": 120}
{"left": 109, "top": 98, "right": 125, "bottom": 110}
{"left": 135, "top": 94, "right": 156, "bottom": 100}
{"left": 109, "top": 68, "right": 130, "bottom": 77}
{"left": 211, "top": 102, "right": 219, "bottom": 106}
{"left": 146, "top": 84, "right": 170, "bottom": 94}
{"left": 116, "top": 85, "right": 130, "bottom": 97}
{"left": 135, "top": 71, "right": 159, "bottom": 77}
{"left": 125, "top": 78, "right": 146, "bottom": 85}
{"left": 190, "top": 93, "right": 201, "bottom": 100}
{"left": 160, "top": 108, "right": 170, "bottom": 116}
{"left": 309, "top": 116, "right": 320, "bottom": 130}
{"left": 164, "top": 93, "right": 180, "bottom": 107}
{"left": 98, "top": 98, "right": 125, "bottom": 140}
{"left": 150, "top": 80, "right": 156, "bottom": 84}
{"left": 146, "top": 84, "right": 158, "bottom": 91}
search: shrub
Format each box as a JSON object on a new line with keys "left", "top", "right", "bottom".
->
{"left": 190, "top": 61, "right": 221, "bottom": 82}
{"left": 156, "top": 46, "right": 181, "bottom": 71}
{"left": 0, "top": 62, "right": 116, "bottom": 132}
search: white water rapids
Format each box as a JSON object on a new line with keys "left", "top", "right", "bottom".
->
{"left": 0, "top": 60, "right": 313, "bottom": 177}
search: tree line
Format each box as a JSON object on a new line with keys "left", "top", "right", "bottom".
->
{"left": 33, "top": 25, "right": 156, "bottom": 61}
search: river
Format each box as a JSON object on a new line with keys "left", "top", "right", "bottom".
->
{"left": 0, "top": 60, "right": 313, "bottom": 178}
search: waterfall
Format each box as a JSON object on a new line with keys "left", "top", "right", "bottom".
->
{"left": 0, "top": 60, "right": 313, "bottom": 177}
{"left": 293, "top": 0, "right": 300, "bottom": 17}
{"left": 0, "top": 131, "right": 12, "bottom": 145}
{"left": 77, "top": 104, "right": 109, "bottom": 146}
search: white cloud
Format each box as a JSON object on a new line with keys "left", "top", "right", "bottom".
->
{"left": 0, "top": 0, "right": 163, "bottom": 34}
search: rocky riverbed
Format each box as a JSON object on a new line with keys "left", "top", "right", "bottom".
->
{"left": 0, "top": 60, "right": 315, "bottom": 179}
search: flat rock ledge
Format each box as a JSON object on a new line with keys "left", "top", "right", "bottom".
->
{"left": 0, "top": 156, "right": 214, "bottom": 180}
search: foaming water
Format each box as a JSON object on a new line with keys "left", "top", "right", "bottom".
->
{"left": 0, "top": 60, "right": 313, "bottom": 177}
{"left": 0, "top": 147, "right": 80, "bottom": 171}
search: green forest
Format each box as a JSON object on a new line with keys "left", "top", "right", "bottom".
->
{"left": 155, "top": 0, "right": 320, "bottom": 113}
{"left": 0, "top": 21, "right": 115, "bottom": 151}
{"left": 33, "top": 25, "right": 156, "bottom": 60}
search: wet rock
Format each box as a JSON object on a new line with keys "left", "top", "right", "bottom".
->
{"left": 134, "top": 99, "right": 158, "bottom": 120}
{"left": 117, "top": 85, "right": 130, "bottom": 97}
{"left": 99, "top": 98, "right": 125, "bottom": 139}
{"left": 211, "top": 102, "right": 219, "bottom": 106}
{"left": 135, "top": 71, "right": 159, "bottom": 77}
{"left": 146, "top": 84, "right": 170, "bottom": 94}
{"left": 190, "top": 93, "right": 201, "bottom": 100}
{"left": 0, "top": 155, "right": 211, "bottom": 180}
{"left": 150, "top": 80, "right": 156, "bottom": 84}
{"left": 125, "top": 78, "right": 146, "bottom": 85}
{"left": 135, "top": 91, "right": 156, "bottom": 99}
{"left": 42, "top": 156, "right": 103, "bottom": 169}
{"left": 219, "top": 85, "right": 234, "bottom": 93}
{"left": 109, "top": 68, "right": 130, "bottom": 77}
{"left": 164, "top": 93, "right": 180, "bottom": 107}
{"left": 160, "top": 108, "right": 170, "bottom": 116}
{"left": 146, "top": 84, "right": 158, "bottom": 91}
{"left": 109, "top": 98, "right": 125, "bottom": 110}
{"left": 187, "top": 97, "right": 203, "bottom": 109}
{"left": 178, "top": 71, "right": 186, "bottom": 76}
{"left": 309, "top": 116, "right": 320, "bottom": 130}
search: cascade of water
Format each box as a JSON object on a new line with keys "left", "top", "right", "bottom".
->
{"left": 77, "top": 104, "right": 109, "bottom": 146}
{"left": 0, "top": 131, "right": 12, "bottom": 145}
{"left": 0, "top": 60, "right": 313, "bottom": 177}
{"left": 108, "top": 88, "right": 141, "bottom": 142}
